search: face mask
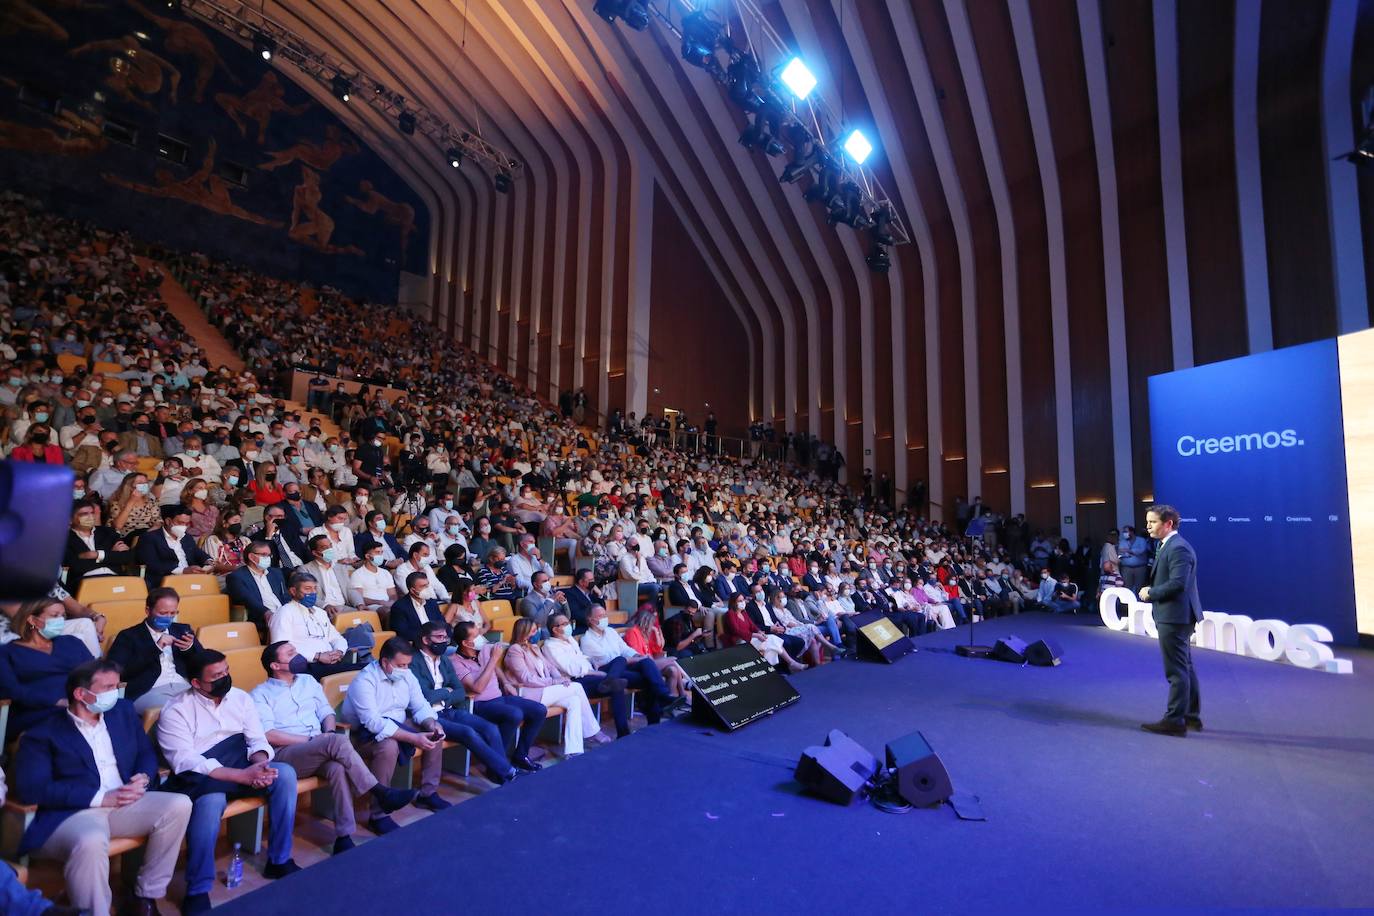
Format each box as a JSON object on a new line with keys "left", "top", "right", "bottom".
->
{"left": 366, "top": 553, "right": 382, "bottom": 566}
{"left": 40, "top": 616, "right": 67, "bottom": 639}
{"left": 192, "top": 489, "right": 208, "bottom": 500}
{"left": 7, "top": 377, "right": 21, "bottom": 387}
{"left": 136, "top": 482, "right": 151, "bottom": 495}
{"left": 593, "top": 618, "right": 609, "bottom": 631}
{"left": 151, "top": 613, "right": 177, "bottom": 630}
{"left": 300, "top": 592, "right": 318, "bottom": 608}
{"left": 657, "top": 548, "right": 669, "bottom": 557}
{"left": 207, "top": 674, "right": 233, "bottom": 698}
{"left": 33, "top": 411, "right": 49, "bottom": 423}
{"left": 226, "top": 474, "right": 240, "bottom": 487}
{"left": 287, "top": 654, "right": 310, "bottom": 675}
{"left": 264, "top": 473, "right": 277, "bottom": 483}
{"left": 373, "top": 440, "right": 383, "bottom": 448}
{"left": 251, "top": 555, "right": 272, "bottom": 571}
{"left": 321, "top": 547, "right": 339, "bottom": 563}
{"left": 387, "top": 667, "right": 406, "bottom": 683}
{"left": 170, "top": 524, "right": 188, "bottom": 539}
{"left": 75, "top": 512, "right": 94, "bottom": 527}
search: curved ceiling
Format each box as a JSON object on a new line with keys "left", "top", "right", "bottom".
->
{"left": 257, "top": 0, "right": 1372, "bottom": 537}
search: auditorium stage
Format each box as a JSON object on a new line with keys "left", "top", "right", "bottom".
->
{"left": 218, "top": 614, "right": 1374, "bottom": 912}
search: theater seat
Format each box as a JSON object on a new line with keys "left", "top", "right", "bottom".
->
{"left": 78, "top": 575, "right": 146, "bottom": 606}
{"left": 162, "top": 573, "right": 221, "bottom": 596}
{"left": 176, "top": 594, "right": 230, "bottom": 630}
{"left": 222, "top": 647, "right": 267, "bottom": 692}
{"left": 198, "top": 622, "right": 261, "bottom": 652}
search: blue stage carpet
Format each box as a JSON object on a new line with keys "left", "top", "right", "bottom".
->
{"left": 218, "top": 614, "right": 1374, "bottom": 913}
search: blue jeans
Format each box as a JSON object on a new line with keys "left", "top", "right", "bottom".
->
{"left": 185, "top": 762, "right": 297, "bottom": 894}
{"left": 601, "top": 655, "right": 672, "bottom": 723}
{"left": 817, "top": 615, "right": 843, "bottom": 645}
{"left": 1052, "top": 599, "right": 1081, "bottom": 614}
{"left": 473, "top": 696, "right": 548, "bottom": 759}
{"left": 438, "top": 709, "right": 513, "bottom": 778}
{"left": 946, "top": 598, "right": 969, "bottom": 625}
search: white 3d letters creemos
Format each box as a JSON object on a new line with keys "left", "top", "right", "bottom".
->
{"left": 1097, "top": 587, "right": 1353, "bottom": 674}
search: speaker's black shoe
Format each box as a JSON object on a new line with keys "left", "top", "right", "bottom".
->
{"left": 1140, "top": 718, "right": 1187, "bottom": 737}
{"left": 1184, "top": 716, "right": 1204, "bottom": 731}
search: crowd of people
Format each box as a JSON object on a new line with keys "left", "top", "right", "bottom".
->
{"left": 0, "top": 192, "right": 1133, "bottom": 915}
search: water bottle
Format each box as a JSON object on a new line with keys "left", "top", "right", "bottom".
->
{"left": 226, "top": 842, "right": 243, "bottom": 888}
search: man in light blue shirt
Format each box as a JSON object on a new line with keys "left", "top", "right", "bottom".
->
{"left": 1117, "top": 525, "right": 1149, "bottom": 595}
{"left": 506, "top": 534, "right": 553, "bottom": 591}
{"left": 252, "top": 641, "right": 415, "bottom": 854}
{"left": 338, "top": 637, "right": 452, "bottom": 833}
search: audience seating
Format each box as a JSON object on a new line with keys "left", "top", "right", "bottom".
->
{"left": 334, "top": 610, "right": 382, "bottom": 634}
{"left": 197, "top": 622, "right": 262, "bottom": 652}
{"left": 175, "top": 594, "right": 230, "bottom": 630}
{"left": 222, "top": 647, "right": 268, "bottom": 692}
{"left": 93, "top": 599, "right": 150, "bottom": 649}
{"left": 478, "top": 599, "right": 513, "bottom": 621}
{"left": 162, "top": 574, "right": 221, "bottom": 597}
{"left": 77, "top": 576, "right": 146, "bottom": 606}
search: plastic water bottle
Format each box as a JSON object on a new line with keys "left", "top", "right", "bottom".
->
{"left": 226, "top": 843, "right": 243, "bottom": 888}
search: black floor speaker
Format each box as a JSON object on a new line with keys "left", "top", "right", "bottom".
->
{"left": 991, "top": 635, "right": 1029, "bottom": 663}
{"left": 885, "top": 731, "right": 953, "bottom": 807}
{"left": 795, "top": 729, "right": 881, "bottom": 806}
{"left": 1025, "top": 637, "right": 1064, "bottom": 666}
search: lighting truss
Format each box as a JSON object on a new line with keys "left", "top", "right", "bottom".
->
{"left": 634, "top": 0, "right": 909, "bottom": 247}
{"left": 177, "top": 0, "right": 522, "bottom": 179}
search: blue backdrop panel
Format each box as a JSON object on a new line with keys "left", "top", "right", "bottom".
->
{"left": 1149, "top": 340, "right": 1357, "bottom": 644}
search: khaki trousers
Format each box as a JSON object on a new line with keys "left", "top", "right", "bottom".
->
{"left": 273, "top": 732, "right": 378, "bottom": 836}
{"left": 35, "top": 791, "right": 193, "bottom": 916}
{"left": 353, "top": 719, "right": 441, "bottom": 821}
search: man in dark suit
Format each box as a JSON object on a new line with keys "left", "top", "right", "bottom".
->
{"left": 135, "top": 505, "right": 213, "bottom": 587}
{"left": 12, "top": 659, "right": 193, "bottom": 916}
{"left": 1138, "top": 504, "right": 1204, "bottom": 737}
{"left": 390, "top": 571, "right": 450, "bottom": 645}
{"left": 106, "top": 587, "right": 203, "bottom": 712}
{"left": 562, "top": 568, "right": 598, "bottom": 635}
{"left": 744, "top": 584, "right": 806, "bottom": 659}
{"left": 278, "top": 482, "right": 324, "bottom": 543}
{"left": 226, "top": 540, "right": 290, "bottom": 632}
{"left": 64, "top": 499, "right": 138, "bottom": 592}
{"left": 355, "top": 510, "right": 406, "bottom": 570}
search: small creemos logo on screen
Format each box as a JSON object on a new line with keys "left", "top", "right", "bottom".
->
{"left": 1176, "top": 429, "right": 1303, "bottom": 457}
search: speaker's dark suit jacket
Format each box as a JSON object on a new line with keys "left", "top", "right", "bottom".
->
{"left": 1149, "top": 534, "right": 1203, "bottom": 624}
{"left": 12, "top": 700, "right": 160, "bottom": 855}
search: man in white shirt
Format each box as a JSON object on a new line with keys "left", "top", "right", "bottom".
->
{"left": 157, "top": 650, "right": 300, "bottom": 913}
{"left": 579, "top": 606, "right": 679, "bottom": 724}
{"left": 269, "top": 571, "right": 362, "bottom": 678}
{"left": 338, "top": 638, "right": 453, "bottom": 833}
{"left": 299, "top": 534, "right": 358, "bottom": 618}
{"left": 393, "top": 541, "right": 450, "bottom": 603}
{"left": 251, "top": 641, "right": 416, "bottom": 854}
{"left": 348, "top": 543, "right": 398, "bottom": 617}
{"left": 425, "top": 491, "right": 466, "bottom": 535}
{"left": 172, "top": 435, "right": 221, "bottom": 482}
{"left": 616, "top": 540, "right": 660, "bottom": 605}
{"left": 12, "top": 659, "right": 193, "bottom": 916}
{"left": 508, "top": 534, "right": 554, "bottom": 592}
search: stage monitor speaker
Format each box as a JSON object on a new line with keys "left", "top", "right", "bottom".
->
{"left": 991, "top": 635, "right": 1029, "bottom": 663}
{"left": 1025, "top": 638, "right": 1064, "bottom": 667}
{"left": 0, "top": 461, "right": 72, "bottom": 599}
{"left": 851, "top": 611, "right": 915, "bottom": 663}
{"left": 885, "top": 731, "right": 953, "bottom": 808}
{"left": 795, "top": 729, "right": 881, "bottom": 806}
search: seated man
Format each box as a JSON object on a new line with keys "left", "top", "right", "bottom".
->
{"left": 269, "top": 571, "right": 365, "bottom": 678}
{"left": 579, "top": 606, "right": 681, "bottom": 724}
{"left": 106, "top": 587, "right": 202, "bottom": 713}
{"left": 226, "top": 540, "right": 289, "bottom": 632}
{"left": 617, "top": 540, "right": 661, "bottom": 605}
{"left": 542, "top": 611, "right": 633, "bottom": 738}
{"left": 251, "top": 641, "right": 416, "bottom": 854}
{"left": 135, "top": 504, "right": 213, "bottom": 587}
{"left": 337, "top": 637, "right": 453, "bottom": 834}
{"left": 390, "top": 571, "right": 451, "bottom": 646}
{"left": 354, "top": 510, "right": 406, "bottom": 570}
{"left": 394, "top": 541, "right": 451, "bottom": 604}
{"left": 1051, "top": 574, "right": 1081, "bottom": 614}
{"left": 349, "top": 540, "right": 400, "bottom": 620}
{"left": 561, "top": 568, "right": 599, "bottom": 635}
{"left": 450, "top": 622, "right": 548, "bottom": 770}
{"left": 516, "top": 570, "right": 567, "bottom": 629}
{"left": 299, "top": 534, "right": 358, "bottom": 619}
{"left": 505, "top": 534, "right": 553, "bottom": 591}
{"left": 157, "top": 650, "right": 300, "bottom": 915}
{"left": 13, "top": 659, "right": 194, "bottom": 916}
{"left": 408, "top": 621, "right": 523, "bottom": 784}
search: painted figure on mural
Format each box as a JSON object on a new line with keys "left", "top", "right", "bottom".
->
{"left": 259, "top": 124, "right": 360, "bottom": 173}
{"left": 0, "top": 0, "right": 72, "bottom": 43}
{"left": 289, "top": 166, "right": 364, "bottom": 256}
{"left": 346, "top": 179, "right": 416, "bottom": 256}
{"left": 68, "top": 34, "right": 181, "bottom": 111}
{"left": 104, "top": 138, "right": 283, "bottom": 227}
{"left": 216, "top": 72, "right": 310, "bottom": 143}
{"left": 126, "top": 0, "right": 236, "bottom": 102}
{"left": 0, "top": 105, "right": 107, "bottom": 157}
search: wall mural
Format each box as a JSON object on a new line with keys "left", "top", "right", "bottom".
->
{"left": 0, "top": 0, "right": 430, "bottom": 302}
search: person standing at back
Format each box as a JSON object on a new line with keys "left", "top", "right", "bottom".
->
{"left": 1137, "top": 504, "right": 1203, "bottom": 737}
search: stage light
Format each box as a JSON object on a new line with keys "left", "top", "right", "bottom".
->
{"left": 681, "top": 10, "right": 724, "bottom": 73}
{"left": 843, "top": 129, "right": 873, "bottom": 165}
{"left": 623, "top": 1, "right": 649, "bottom": 30}
{"left": 826, "top": 181, "right": 867, "bottom": 227}
{"left": 780, "top": 122, "right": 820, "bottom": 183}
{"left": 804, "top": 160, "right": 841, "bottom": 206}
{"left": 739, "top": 112, "right": 784, "bottom": 157}
{"left": 446, "top": 147, "right": 463, "bottom": 169}
{"left": 727, "top": 54, "right": 765, "bottom": 112}
{"left": 398, "top": 112, "right": 416, "bottom": 135}
{"left": 866, "top": 243, "right": 891, "bottom": 274}
{"left": 253, "top": 34, "right": 276, "bottom": 61}
{"left": 780, "top": 57, "right": 817, "bottom": 101}
{"left": 331, "top": 74, "right": 351, "bottom": 102}
{"left": 494, "top": 172, "right": 512, "bottom": 193}
{"left": 165, "top": 0, "right": 181, "bottom": 10}
{"left": 871, "top": 203, "right": 896, "bottom": 246}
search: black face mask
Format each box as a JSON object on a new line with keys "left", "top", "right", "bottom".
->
{"left": 228, "top": 523, "right": 243, "bottom": 537}
{"left": 207, "top": 674, "right": 232, "bottom": 698}
{"left": 264, "top": 473, "right": 276, "bottom": 483}
{"left": 285, "top": 492, "right": 300, "bottom": 501}
{"left": 31, "top": 432, "right": 49, "bottom": 445}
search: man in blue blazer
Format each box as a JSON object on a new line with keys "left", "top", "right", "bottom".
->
{"left": 135, "top": 505, "right": 213, "bottom": 587}
{"left": 1138, "top": 504, "right": 1204, "bottom": 737}
{"left": 562, "top": 568, "right": 598, "bottom": 634}
{"left": 13, "top": 659, "right": 193, "bottom": 916}
{"left": 226, "top": 540, "right": 290, "bottom": 631}
{"left": 390, "top": 571, "right": 449, "bottom": 645}
{"left": 355, "top": 510, "right": 406, "bottom": 570}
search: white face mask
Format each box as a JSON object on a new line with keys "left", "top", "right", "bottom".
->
{"left": 593, "top": 618, "right": 609, "bottom": 631}
{"left": 169, "top": 524, "right": 188, "bottom": 538}
{"left": 329, "top": 522, "right": 347, "bottom": 532}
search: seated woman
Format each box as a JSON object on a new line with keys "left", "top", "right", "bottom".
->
{"left": 108, "top": 471, "right": 161, "bottom": 538}
{"left": 622, "top": 607, "right": 691, "bottom": 697}
{"left": 719, "top": 594, "right": 805, "bottom": 674}
{"left": 502, "top": 618, "right": 604, "bottom": 755}
{"left": 660, "top": 607, "right": 710, "bottom": 660}
{"left": 0, "top": 598, "right": 95, "bottom": 737}
{"left": 180, "top": 477, "right": 219, "bottom": 541}
{"left": 200, "top": 506, "right": 248, "bottom": 586}
{"left": 539, "top": 504, "right": 579, "bottom": 569}
{"left": 476, "top": 546, "right": 522, "bottom": 602}
{"left": 541, "top": 611, "right": 632, "bottom": 738}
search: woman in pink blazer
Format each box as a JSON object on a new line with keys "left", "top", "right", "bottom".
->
{"left": 503, "top": 618, "right": 603, "bottom": 754}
